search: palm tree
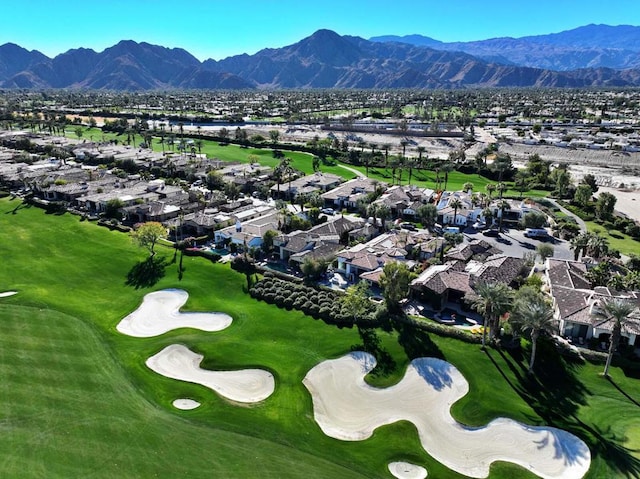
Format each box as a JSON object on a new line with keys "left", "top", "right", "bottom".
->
{"left": 274, "top": 158, "right": 292, "bottom": 198}
{"left": 591, "top": 298, "right": 638, "bottom": 376}
{"left": 587, "top": 233, "right": 609, "bottom": 259}
{"left": 496, "top": 182, "right": 507, "bottom": 200}
{"left": 463, "top": 182, "right": 474, "bottom": 194}
{"left": 416, "top": 146, "right": 426, "bottom": 170}
{"left": 497, "top": 200, "right": 511, "bottom": 232}
{"left": 570, "top": 232, "right": 591, "bottom": 261}
{"left": 512, "top": 299, "right": 557, "bottom": 373}
{"left": 482, "top": 207, "right": 494, "bottom": 226}
{"left": 449, "top": 198, "right": 463, "bottom": 227}
{"left": 469, "top": 281, "right": 514, "bottom": 348}
{"left": 441, "top": 161, "right": 454, "bottom": 191}
{"left": 382, "top": 144, "right": 391, "bottom": 169}
{"left": 486, "top": 183, "right": 496, "bottom": 200}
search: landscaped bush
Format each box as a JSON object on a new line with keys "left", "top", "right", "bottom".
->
{"left": 249, "top": 277, "right": 379, "bottom": 327}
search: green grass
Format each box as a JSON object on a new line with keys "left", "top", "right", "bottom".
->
{"left": 70, "top": 126, "right": 547, "bottom": 197}
{"left": 2, "top": 190, "right": 639, "bottom": 477}
{"left": 586, "top": 221, "right": 640, "bottom": 257}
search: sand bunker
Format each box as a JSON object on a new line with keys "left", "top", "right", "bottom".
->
{"left": 388, "top": 462, "right": 427, "bottom": 479}
{"left": 172, "top": 398, "right": 201, "bottom": 410}
{"left": 303, "top": 352, "right": 590, "bottom": 479}
{"left": 147, "top": 344, "right": 275, "bottom": 403}
{"left": 0, "top": 291, "right": 17, "bottom": 298}
{"left": 117, "top": 289, "right": 232, "bottom": 337}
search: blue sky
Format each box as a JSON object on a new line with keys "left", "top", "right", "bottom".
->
{"left": 4, "top": 0, "right": 640, "bottom": 61}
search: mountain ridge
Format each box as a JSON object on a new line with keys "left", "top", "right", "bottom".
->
{"left": 2, "top": 24, "right": 640, "bottom": 90}
{"left": 369, "top": 24, "right": 640, "bottom": 71}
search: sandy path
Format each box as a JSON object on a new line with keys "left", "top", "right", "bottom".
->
{"left": 147, "top": 344, "right": 275, "bottom": 403}
{"left": 117, "top": 289, "right": 232, "bottom": 337}
{"left": 303, "top": 352, "right": 590, "bottom": 479}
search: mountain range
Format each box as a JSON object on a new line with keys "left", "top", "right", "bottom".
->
{"left": 370, "top": 24, "right": 640, "bottom": 71}
{"left": 1, "top": 24, "right": 640, "bottom": 90}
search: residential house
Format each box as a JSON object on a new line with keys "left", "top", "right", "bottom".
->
{"left": 276, "top": 216, "right": 365, "bottom": 263}
{"left": 214, "top": 208, "right": 280, "bottom": 251}
{"left": 270, "top": 171, "right": 343, "bottom": 200}
{"left": 546, "top": 258, "right": 640, "bottom": 351}
{"left": 321, "top": 178, "right": 386, "bottom": 211}
{"left": 372, "top": 185, "right": 435, "bottom": 219}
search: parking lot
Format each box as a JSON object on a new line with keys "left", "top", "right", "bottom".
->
{"left": 463, "top": 227, "right": 574, "bottom": 261}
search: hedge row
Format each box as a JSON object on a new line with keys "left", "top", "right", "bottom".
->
{"left": 182, "top": 248, "right": 221, "bottom": 263}
{"left": 401, "top": 314, "right": 482, "bottom": 344}
{"left": 249, "top": 274, "right": 380, "bottom": 328}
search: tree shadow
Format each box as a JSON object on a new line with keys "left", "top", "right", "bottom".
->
{"left": 125, "top": 256, "right": 167, "bottom": 289}
{"left": 394, "top": 319, "right": 445, "bottom": 361}
{"left": 607, "top": 377, "right": 640, "bottom": 408}
{"left": 487, "top": 341, "right": 640, "bottom": 478}
{"left": 494, "top": 340, "right": 590, "bottom": 423}
{"left": 5, "top": 201, "right": 32, "bottom": 215}
{"left": 350, "top": 326, "right": 396, "bottom": 376}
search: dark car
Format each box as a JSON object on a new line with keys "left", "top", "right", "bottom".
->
{"left": 483, "top": 228, "right": 500, "bottom": 237}
{"left": 400, "top": 222, "right": 417, "bottom": 231}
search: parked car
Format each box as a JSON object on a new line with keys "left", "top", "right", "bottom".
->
{"left": 400, "top": 222, "right": 417, "bottom": 231}
{"left": 524, "top": 228, "right": 549, "bottom": 239}
{"left": 483, "top": 228, "right": 500, "bottom": 237}
{"left": 472, "top": 221, "right": 487, "bottom": 230}
{"left": 321, "top": 208, "right": 335, "bottom": 215}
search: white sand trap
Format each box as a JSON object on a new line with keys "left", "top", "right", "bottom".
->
{"left": 0, "top": 291, "right": 17, "bottom": 298}
{"left": 303, "top": 352, "right": 591, "bottom": 479}
{"left": 117, "top": 289, "right": 232, "bottom": 337}
{"left": 172, "top": 398, "right": 201, "bottom": 410}
{"left": 388, "top": 461, "right": 427, "bottom": 479}
{"left": 147, "top": 344, "right": 275, "bottom": 403}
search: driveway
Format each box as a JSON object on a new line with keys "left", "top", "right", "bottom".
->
{"left": 546, "top": 198, "right": 587, "bottom": 232}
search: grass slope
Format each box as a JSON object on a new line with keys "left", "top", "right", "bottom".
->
{"left": 0, "top": 197, "right": 639, "bottom": 478}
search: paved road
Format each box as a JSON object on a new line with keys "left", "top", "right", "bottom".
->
{"left": 337, "top": 163, "right": 365, "bottom": 178}
{"left": 546, "top": 198, "right": 587, "bottom": 232}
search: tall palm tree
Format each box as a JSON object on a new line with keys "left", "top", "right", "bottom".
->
{"left": 469, "top": 281, "right": 514, "bottom": 348}
{"left": 382, "top": 144, "right": 391, "bottom": 169}
{"left": 486, "top": 183, "right": 496, "bottom": 200}
{"left": 570, "top": 232, "right": 591, "bottom": 261}
{"left": 512, "top": 299, "right": 557, "bottom": 374}
{"left": 497, "top": 200, "right": 511, "bottom": 232}
{"left": 416, "top": 146, "right": 426, "bottom": 169}
{"left": 441, "top": 161, "right": 454, "bottom": 191}
{"left": 591, "top": 298, "right": 638, "bottom": 376}
{"left": 449, "top": 198, "right": 463, "bottom": 227}
{"left": 496, "top": 181, "right": 507, "bottom": 200}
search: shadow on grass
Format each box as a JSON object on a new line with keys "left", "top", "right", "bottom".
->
{"left": 394, "top": 319, "right": 445, "bottom": 361}
{"left": 4, "top": 201, "right": 32, "bottom": 215}
{"left": 350, "top": 326, "right": 396, "bottom": 377}
{"left": 125, "top": 256, "right": 167, "bottom": 289}
{"left": 607, "top": 377, "right": 640, "bottom": 408}
{"left": 487, "top": 340, "right": 640, "bottom": 478}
